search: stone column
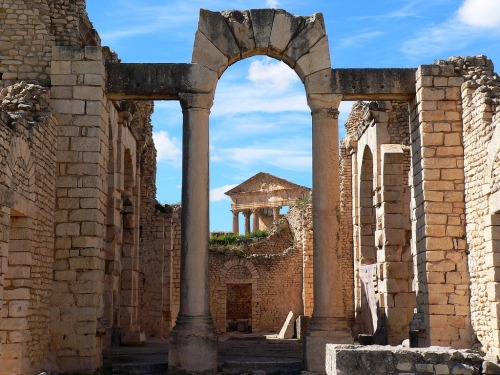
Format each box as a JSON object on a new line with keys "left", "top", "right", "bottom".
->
{"left": 272, "top": 206, "right": 280, "bottom": 223}
{"left": 168, "top": 93, "right": 217, "bottom": 374}
{"left": 232, "top": 210, "right": 239, "bottom": 235}
{"left": 252, "top": 209, "right": 260, "bottom": 232}
{"left": 305, "top": 94, "right": 353, "bottom": 373}
{"left": 243, "top": 210, "right": 251, "bottom": 235}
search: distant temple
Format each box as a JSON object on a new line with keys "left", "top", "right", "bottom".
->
{"left": 225, "top": 172, "right": 311, "bottom": 235}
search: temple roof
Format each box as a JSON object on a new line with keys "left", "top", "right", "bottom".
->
{"left": 225, "top": 172, "right": 310, "bottom": 197}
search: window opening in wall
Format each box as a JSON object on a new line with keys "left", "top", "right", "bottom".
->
{"left": 226, "top": 283, "right": 252, "bottom": 333}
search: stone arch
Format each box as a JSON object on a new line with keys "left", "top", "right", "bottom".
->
{"left": 214, "top": 259, "right": 260, "bottom": 333}
{"left": 191, "top": 9, "right": 331, "bottom": 85}
{"left": 359, "top": 145, "right": 376, "bottom": 265}
{"left": 220, "top": 258, "right": 259, "bottom": 280}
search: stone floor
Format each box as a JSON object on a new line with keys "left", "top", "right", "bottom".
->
{"left": 101, "top": 333, "right": 304, "bottom": 374}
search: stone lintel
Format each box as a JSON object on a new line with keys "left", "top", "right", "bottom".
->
{"left": 106, "top": 63, "right": 216, "bottom": 100}
{"left": 331, "top": 68, "right": 417, "bottom": 100}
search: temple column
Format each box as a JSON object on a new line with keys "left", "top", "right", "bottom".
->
{"left": 243, "top": 210, "right": 251, "bottom": 235}
{"left": 168, "top": 93, "right": 217, "bottom": 374}
{"left": 305, "top": 94, "right": 353, "bottom": 373}
{"left": 232, "top": 210, "right": 239, "bottom": 235}
{"left": 252, "top": 209, "right": 260, "bottom": 232}
{"left": 272, "top": 206, "right": 280, "bottom": 223}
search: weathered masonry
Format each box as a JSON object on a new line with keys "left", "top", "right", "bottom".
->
{"left": 0, "top": 2, "right": 500, "bottom": 375}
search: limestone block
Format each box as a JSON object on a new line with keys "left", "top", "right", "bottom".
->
{"left": 250, "top": 9, "right": 275, "bottom": 54}
{"left": 283, "top": 13, "right": 325, "bottom": 67}
{"left": 51, "top": 60, "right": 71, "bottom": 74}
{"left": 73, "top": 86, "right": 103, "bottom": 100}
{"left": 304, "top": 68, "right": 333, "bottom": 94}
{"left": 192, "top": 30, "right": 228, "bottom": 76}
{"left": 84, "top": 46, "right": 103, "bottom": 61}
{"left": 295, "top": 36, "right": 331, "bottom": 81}
{"left": 222, "top": 10, "right": 255, "bottom": 58}
{"left": 52, "top": 46, "right": 84, "bottom": 61}
{"left": 51, "top": 99, "right": 85, "bottom": 115}
{"left": 72, "top": 61, "right": 104, "bottom": 75}
{"left": 269, "top": 10, "right": 303, "bottom": 59}
{"left": 198, "top": 9, "right": 240, "bottom": 64}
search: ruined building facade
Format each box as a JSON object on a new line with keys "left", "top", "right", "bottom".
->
{"left": 0, "top": 1, "right": 499, "bottom": 374}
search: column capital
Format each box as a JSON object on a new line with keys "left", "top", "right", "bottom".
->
{"left": 179, "top": 93, "right": 214, "bottom": 110}
{"left": 307, "top": 93, "right": 342, "bottom": 118}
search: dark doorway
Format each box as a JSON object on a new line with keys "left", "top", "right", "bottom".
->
{"left": 226, "top": 283, "right": 252, "bottom": 332}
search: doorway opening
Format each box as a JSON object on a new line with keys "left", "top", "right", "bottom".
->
{"left": 226, "top": 283, "right": 252, "bottom": 333}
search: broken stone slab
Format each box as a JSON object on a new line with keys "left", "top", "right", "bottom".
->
{"left": 296, "top": 315, "right": 311, "bottom": 340}
{"left": 222, "top": 10, "right": 256, "bottom": 58}
{"left": 283, "top": 13, "right": 326, "bottom": 68}
{"left": 269, "top": 10, "right": 304, "bottom": 60}
{"left": 278, "top": 311, "right": 295, "bottom": 339}
{"left": 250, "top": 9, "right": 275, "bottom": 54}
{"left": 198, "top": 9, "right": 240, "bottom": 65}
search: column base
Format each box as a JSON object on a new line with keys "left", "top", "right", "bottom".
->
{"left": 168, "top": 315, "right": 218, "bottom": 374}
{"left": 304, "top": 317, "right": 353, "bottom": 373}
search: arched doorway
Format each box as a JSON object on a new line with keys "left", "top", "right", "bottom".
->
{"left": 168, "top": 9, "right": 353, "bottom": 374}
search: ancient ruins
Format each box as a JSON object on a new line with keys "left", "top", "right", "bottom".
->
{"left": 0, "top": 1, "right": 500, "bottom": 374}
{"left": 225, "top": 172, "right": 310, "bottom": 234}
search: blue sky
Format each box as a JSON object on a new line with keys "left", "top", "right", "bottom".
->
{"left": 86, "top": 0, "right": 500, "bottom": 231}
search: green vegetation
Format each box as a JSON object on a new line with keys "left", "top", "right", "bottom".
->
{"left": 209, "top": 230, "right": 269, "bottom": 246}
{"left": 209, "top": 230, "right": 270, "bottom": 257}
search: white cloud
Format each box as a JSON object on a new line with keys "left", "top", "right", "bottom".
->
{"left": 212, "top": 57, "right": 307, "bottom": 116}
{"left": 153, "top": 130, "right": 182, "bottom": 167}
{"left": 458, "top": 0, "right": 500, "bottom": 28}
{"left": 247, "top": 58, "right": 300, "bottom": 92}
{"left": 217, "top": 145, "right": 312, "bottom": 172}
{"left": 338, "top": 31, "right": 384, "bottom": 48}
{"left": 266, "top": 0, "right": 280, "bottom": 9}
{"left": 401, "top": 19, "right": 474, "bottom": 59}
{"left": 401, "top": 0, "right": 500, "bottom": 61}
{"left": 210, "top": 184, "right": 237, "bottom": 202}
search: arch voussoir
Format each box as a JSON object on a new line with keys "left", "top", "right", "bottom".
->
{"left": 268, "top": 10, "right": 304, "bottom": 61}
{"left": 197, "top": 9, "right": 240, "bottom": 65}
{"left": 221, "top": 10, "right": 255, "bottom": 59}
{"left": 295, "top": 35, "right": 331, "bottom": 82}
{"left": 283, "top": 13, "right": 326, "bottom": 68}
{"left": 192, "top": 30, "right": 229, "bottom": 76}
{"left": 250, "top": 9, "right": 275, "bottom": 55}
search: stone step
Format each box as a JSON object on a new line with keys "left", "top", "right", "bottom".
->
{"left": 109, "top": 362, "right": 168, "bottom": 375}
{"left": 219, "top": 359, "right": 304, "bottom": 374}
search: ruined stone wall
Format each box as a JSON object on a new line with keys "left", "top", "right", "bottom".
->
{"left": 209, "top": 220, "right": 303, "bottom": 333}
{"left": 409, "top": 63, "right": 471, "bottom": 348}
{"left": 441, "top": 56, "right": 500, "bottom": 358}
{"left": 340, "top": 144, "right": 355, "bottom": 329}
{"left": 48, "top": 45, "right": 112, "bottom": 372}
{"left": 169, "top": 207, "right": 181, "bottom": 329}
{"left": 286, "top": 200, "right": 314, "bottom": 316}
{"left": 0, "top": 0, "right": 98, "bottom": 87}
{"left": 0, "top": 83, "right": 56, "bottom": 374}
